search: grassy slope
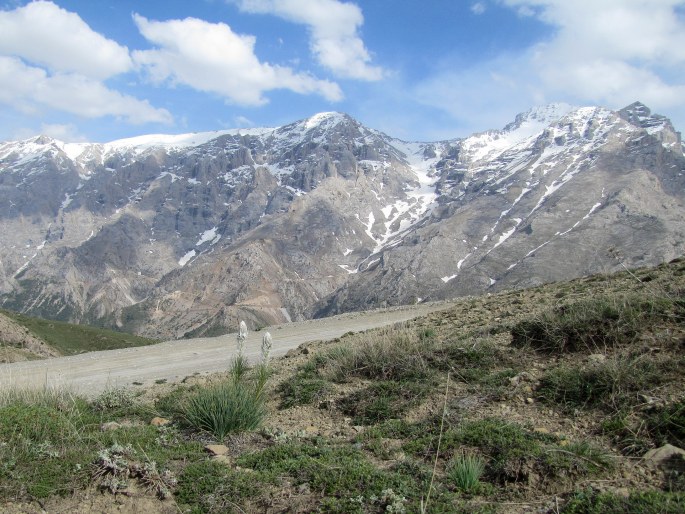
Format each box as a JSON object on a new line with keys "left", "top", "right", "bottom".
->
{"left": 1, "top": 258, "right": 684, "bottom": 513}
{"left": 0, "top": 309, "right": 159, "bottom": 356}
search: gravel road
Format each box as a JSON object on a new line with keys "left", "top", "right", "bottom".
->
{"left": 0, "top": 302, "right": 450, "bottom": 397}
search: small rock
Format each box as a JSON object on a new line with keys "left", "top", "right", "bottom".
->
{"left": 526, "top": 397, "right": 535, "bottom": 404}
{"left": 643, "top": 444, "right": 685, "bottom": 468}
{"left": 150, "top": 417, "right": 171, "bottom": 427}
{"left": 205, "top": 444, "right": 230, "bottom": 456}
{"left": 100, "top": 422, "right": 121, "bottom": 432}
{"left": 352, "top": 425, "right": 365, "bottom": 433}
{"left": 298, "top": 482, "right": 311, "bottom": 495}
{"left": 212, "top": 455, "right": 232, "bottom": 465}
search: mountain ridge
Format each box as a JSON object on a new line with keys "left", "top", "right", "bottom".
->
{"left": 0, "top": 102, "right": 683, "bottom": 338}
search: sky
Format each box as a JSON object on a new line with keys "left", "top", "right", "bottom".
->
{"left": 1, "top": 0, "right": 684, "bottom": 143}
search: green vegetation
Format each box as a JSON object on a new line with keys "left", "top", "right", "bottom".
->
{"left": 538, "top": 354, "right": 672, "bottom": 411}
{"left": 562, "top": 489, "right": 685, "bottom": 513}
{"left": 1, "top": 259, "right": 684, "bottom": 511}
{"left": 511, "top": 294, "right": 682, "bottom": 353}
{"left": 447, "top": 453, "right": 486, "bottom": 493}
{"left": 181, "top": 379, "right": 266, "bottom": 439}
{"left": 1, "top": 308, "right": 159, "bottom": 355}
{"left": 0, "top": 388, "right": 203, "bottom": 501}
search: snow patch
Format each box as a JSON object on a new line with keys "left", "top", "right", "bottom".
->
{"left": 178, "top": 250, "right": 196, "bottom": 266}
{"left": 196, "top": 227, "right": 218, "bottom": 246}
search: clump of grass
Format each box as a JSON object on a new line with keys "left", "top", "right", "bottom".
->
{"left": 182, "top": 379, "right": 266, "bottom": 439}
{"left": 511, "top": 294, "right": 678, "bottom": 353}
{"left": 321, "top": 324, "right": 435, "bottom": 382}
{"left": 278, "top": 375, "right": 333, "bottom": 408}
{"left": 447, "top": 453, "right": 486, "bottom": 493}
{"left": 544, "top": 441, "right": 614, "bottom": 475}
{"left": 647, "top": 399, "right": 685, "bottom": 448}
{"left": 538, "top": 355, "right": 668, "bottom": 411}
{"left": 339, "top": 380, "right": 433, "bottom": 425}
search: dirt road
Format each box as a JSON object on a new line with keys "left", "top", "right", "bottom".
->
{"left": 0, "top": 302, "right": 451, "bottom": 397}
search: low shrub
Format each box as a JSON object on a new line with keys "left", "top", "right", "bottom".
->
{"left": 538, "top": 355, "right": 666, "bottom": 411}
{"left": 562, "top": 489, "right": 685, "bottom": 513}
{"left": 511, "top": 295, "right": 677, "bottom": 353}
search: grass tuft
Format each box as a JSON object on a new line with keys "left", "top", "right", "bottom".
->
{"left": 511, "top": 294, "right": 679, "bottom": 353}
{"left": 181, "top": 380, "right": 266, "bottom": 439}
{"left": 448, "top": 453, "right": 486, "bottom": 493}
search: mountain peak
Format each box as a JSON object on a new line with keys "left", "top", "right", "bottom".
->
{"left": 504, "top": 103, "right": 577, "bottom": 133}
{"left": 303, "top": 111, "right": 353, "bottom": 130}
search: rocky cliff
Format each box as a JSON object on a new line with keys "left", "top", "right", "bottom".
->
{"left": 0, "top": 103, "right": 682, "bottom": 338}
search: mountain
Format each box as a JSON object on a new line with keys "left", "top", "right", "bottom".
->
{"left": 0, "top": 103, "right": 683, "bottom": 338}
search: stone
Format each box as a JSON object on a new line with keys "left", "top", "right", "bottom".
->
{"left": 205, "top": 444, "right": 230, "bottom": 456}
{"left": 526, "top": 397, "right": 535, "bottom": 404}
{"left": 212, "top": 455, "right": 232, "bottom": 465}
{"left": 150, "top": 417, "right": 171, "bottom": 427}
{"left": 643, "top": 444, "right": 685, "bottom": 468}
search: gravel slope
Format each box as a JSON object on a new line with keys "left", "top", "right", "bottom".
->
{"left": 0, "top": 302, "right": 451, "bottom": 396}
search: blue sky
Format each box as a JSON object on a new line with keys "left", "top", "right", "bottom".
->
{"left": 1, "top": 0, "right": 684, "bottom": 142}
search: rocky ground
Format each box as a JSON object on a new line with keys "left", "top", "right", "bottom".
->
{"left": 1, "top": 258, "right": 684, "bottom": 512}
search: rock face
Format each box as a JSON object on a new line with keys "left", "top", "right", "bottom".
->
{"left": 0, "top": 104, "right": 683, "bottom": 339}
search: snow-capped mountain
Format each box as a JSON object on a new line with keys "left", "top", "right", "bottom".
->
{"left": 0, "top": 102, "right": 683, "bottom": 338}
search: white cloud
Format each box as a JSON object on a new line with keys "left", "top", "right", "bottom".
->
{"left": 231, "top": 0, "right": 385, "bottom": 80}
{"left": 414, "top": 0, "right": 685, "bottom": 135}
{"left": 0, "top": 57, "right": 173, "bottom": 124}
{"left": 501, "top": 0, "right": 685, "bottom": 110}
{"left": 132, "top": 14, "right": 343, "bottom": 106}
{"left": 39, "top": 123, "right": 87, "bottom": 142}
{"left": 233, "top": 115, "right": 255, "bottom": 127}
{"left": 0, "top": 1, "right": 132, "bottom": 79}
{"left": 471, "top": 2, "right": 487, "bottom": 15}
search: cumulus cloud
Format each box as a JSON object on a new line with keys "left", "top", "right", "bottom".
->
{"left": 38, "top": 123, "right": 88, "bottom": 143}
{"left": 0, "top": 0, "right": 132, "bottom": 80}
{"left": 0, "top": 57, "right": 173, "bottom": 124}
{"left": 0, "top": 1, "right": 172, "bottom": 126}
{"left": 132, "top": 14, "right": 343, "bottom": 106}
{"left": 230, "top": 0, "right": 384, "bottom": 80}
{"left": 414, "top": 0, "right": 685, "bottom": 134}
{"left": 502, "top": 0, "right": 685, "bottom": 110}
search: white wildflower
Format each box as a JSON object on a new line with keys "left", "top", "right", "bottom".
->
{"left": 261, "top": 331, "right": 273, "bottom": 364}
{"left": 237, "top": 320, "right": 248, "bottom": 354}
